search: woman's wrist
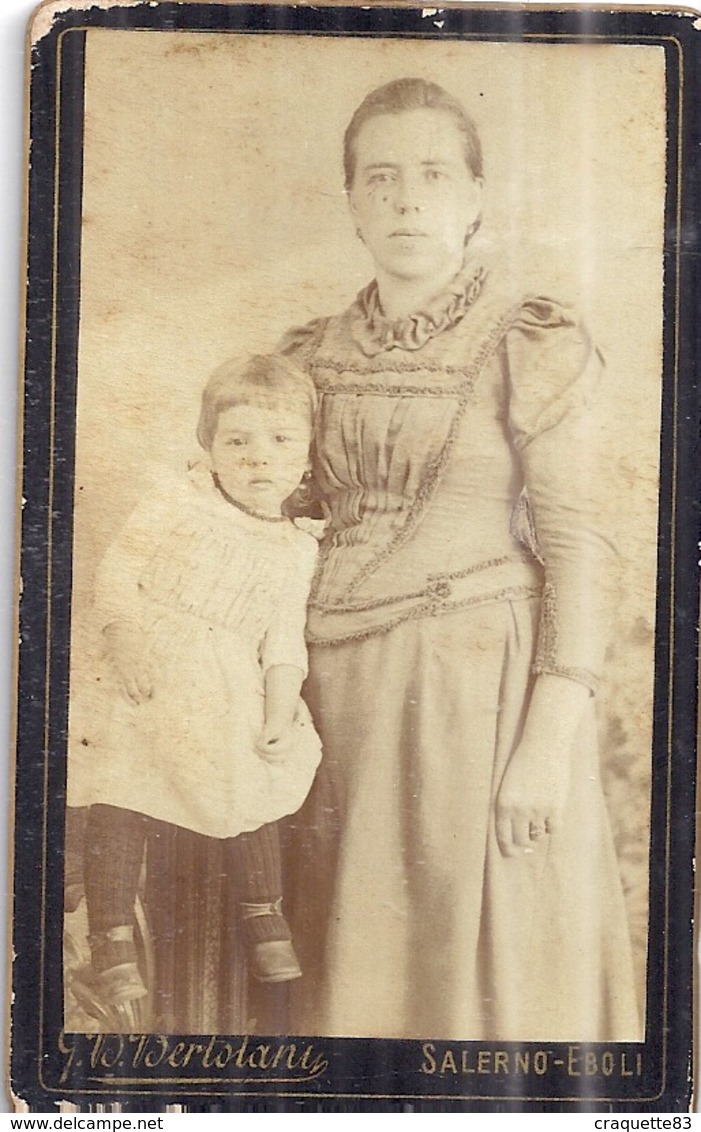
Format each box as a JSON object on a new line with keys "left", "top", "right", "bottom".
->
{"left": 534, "top": 661, "right": 599, "bottom": 696}
{"left": 520, "top": 671, "right": 590, "bottom": 753}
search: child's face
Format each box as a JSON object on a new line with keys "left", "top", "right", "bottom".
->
{"left": 210, "top": 401, "right": 312, "bottom": 514}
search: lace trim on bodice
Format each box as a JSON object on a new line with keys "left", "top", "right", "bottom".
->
{"left": 310, "top": 295, "right": 527, "bottom": 601}
{"left": 350, "top": 260, "right": 487, "bottom": 357}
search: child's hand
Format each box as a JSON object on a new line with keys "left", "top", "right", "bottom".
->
{"left": 256, "top": 722, "right": 296, "bottom": 765}
{"left": 103, "top": 622, "right": 155, "bottom": 704}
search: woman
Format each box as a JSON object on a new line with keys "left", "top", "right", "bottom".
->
{"left": 281, "top": 77, "right": 640, "bottom": 1042}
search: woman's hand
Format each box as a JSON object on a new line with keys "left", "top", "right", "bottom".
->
{"left": 495, "top": 737, "right": 572, "bottom": 856}
{"left": 256, "top": 722, "right": 296, "bottom": 764}
{"left": 103, "top": 621, "right": 155, "bottom": 704}
{"left": 495, "top": 672, "right": 591, "bottom": 857}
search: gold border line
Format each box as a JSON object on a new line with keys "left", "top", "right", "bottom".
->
{"left": 37, "top": 17, "right": 65, "bottom": 1095}
{"left": 661, "top": 24, "right": 685, "bottom": 1109}
{"left": 35, "top": 18, "right": 684, "bottom": 1106}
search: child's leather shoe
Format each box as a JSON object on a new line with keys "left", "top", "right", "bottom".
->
{"left": 250, "top": 940, "right": 302, "bottom": 983}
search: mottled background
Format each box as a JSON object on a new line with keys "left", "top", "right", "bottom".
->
{"left": 69, "top": 30, "right": 667, "bottom": 1020}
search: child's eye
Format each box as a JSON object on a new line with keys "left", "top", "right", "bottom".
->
{"left": 226, "top": 437, "right": 245, "bottom": 446}
{"left": 275, "top": 435, "right": 290, "bottom": 444}
{"left": 425, "top": 168, "right": 446, "bottom": 182}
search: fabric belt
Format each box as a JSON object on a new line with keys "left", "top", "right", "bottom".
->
{"left": 306, "top": 556, "right": 542, "bottom": 645}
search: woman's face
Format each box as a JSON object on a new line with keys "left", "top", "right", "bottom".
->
{"left": 348, "top": 108, "right": 482, "bottom": 285}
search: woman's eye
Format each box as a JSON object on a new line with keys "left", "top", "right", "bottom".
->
{"left": 226, "top": 437, "right": 245, "bottom": 446}
{"left": 425, "top": 168, "right": 446, "bottom": 182}
{"left": 368, "top": 172, "right": 394, "bottom": 185}
{"left": 275, "top": 435, "right": 290, "bottom": 444}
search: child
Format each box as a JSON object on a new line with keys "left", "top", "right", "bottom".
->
{"left": 68, "top": 354, "right": 322, "bottom": 1028}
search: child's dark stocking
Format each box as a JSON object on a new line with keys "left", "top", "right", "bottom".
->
{"left": 231, "top": 822, "right": 301, "bottom": 983}
{"left": 83, "top": 804, "right": 149, "bottom": 1012}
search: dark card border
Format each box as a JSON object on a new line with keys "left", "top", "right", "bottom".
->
{"left": 11, "top": 1, "right": 701, "bottom": 1111}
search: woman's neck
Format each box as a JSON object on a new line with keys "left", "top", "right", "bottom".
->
{"left": 375, "top": 255, "right": 464, "bottom": 321}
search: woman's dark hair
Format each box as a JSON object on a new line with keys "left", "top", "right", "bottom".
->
{"left": 343, "top": 77, "right": 483, "bottom": 191}
{"left": 197, "top": 353, "right": 317, "bottom": 450}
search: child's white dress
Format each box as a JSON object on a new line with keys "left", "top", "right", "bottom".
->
{"left": 68, "top": 465, "right": 322, "bottom": 839}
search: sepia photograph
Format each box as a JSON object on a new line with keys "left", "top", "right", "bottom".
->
{"left": 10, "top": 0, "right": 700, "bottom": 1111}
{"left": 63, "top": 24, "right": 663, "bottom": 1043}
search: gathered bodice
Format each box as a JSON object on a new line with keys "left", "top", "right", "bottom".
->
{"left": 280, "top": 262, "right": 612, "bottom": 692}
{"left": 309, "top": 288, "right": 531, "bottom": 607}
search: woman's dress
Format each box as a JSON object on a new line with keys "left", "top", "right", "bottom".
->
{"left": 280, "top": 260, "right": 641, "bottom": 1042}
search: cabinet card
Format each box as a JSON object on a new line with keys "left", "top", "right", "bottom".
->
{"left": 10, "top": 0, "right": 699, "bottom": 1112}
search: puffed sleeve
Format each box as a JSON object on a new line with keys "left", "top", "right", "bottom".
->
{"left": 276, "top": 316, "right": 329, "bottom": 370}
{"left": 260, "top": 531, "right": 318, "bottom": 675}
{"left": 92, "top": 486, "right": 175, "bottom": 632}
{"left": 505, "top": 297, "right": 617, "bottom": 694}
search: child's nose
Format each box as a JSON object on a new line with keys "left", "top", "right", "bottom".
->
{"left": 243, "top": 446, "right": 270, "bottom": 465}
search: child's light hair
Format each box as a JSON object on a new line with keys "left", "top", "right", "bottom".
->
{"left": 197, "top": 354, "right": 318, "bottom": 451}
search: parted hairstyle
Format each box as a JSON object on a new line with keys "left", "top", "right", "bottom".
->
{"left": 197, "top": 353, "right": 318, "bottom": 451}
{"left": 343, "top": 77, "right": 484, "bottom": 191}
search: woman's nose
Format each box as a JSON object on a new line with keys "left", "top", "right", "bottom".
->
{"left": 394, "top": 175, "right": 424, "bottom": 214}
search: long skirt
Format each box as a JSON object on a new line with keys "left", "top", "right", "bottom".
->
{"left": 288, "top": 595, "right": 641, "bottom": 1041}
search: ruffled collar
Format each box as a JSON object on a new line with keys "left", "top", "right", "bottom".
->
{"left": 350, "top": 259, "right": 488, "bottom": 357}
